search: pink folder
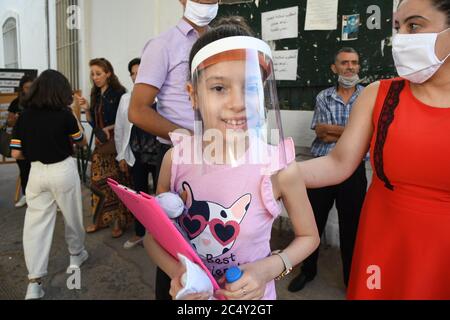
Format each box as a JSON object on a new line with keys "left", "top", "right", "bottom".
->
{"left": 107, "top": 178, "right": 223, "bottom": 298}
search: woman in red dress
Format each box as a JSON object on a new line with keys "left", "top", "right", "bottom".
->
{"left": 299, "top": 0, "right": 450, "bottom": 299}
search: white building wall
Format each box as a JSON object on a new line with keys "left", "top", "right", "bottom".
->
{"left": 281, "top": 110, "right": 315, "bottom": 148}
{"left": 0, "top": 0, "right": 49, "bottom": 72}
{"left": 78, "top": 0, "right": 183, "bottom": 96}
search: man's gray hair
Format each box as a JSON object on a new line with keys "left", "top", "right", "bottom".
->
{"left": 334, "top": 47, "right": 359, "bottom": 63}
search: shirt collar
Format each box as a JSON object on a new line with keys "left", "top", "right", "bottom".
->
{"left": 177, "top": 19, "right": 196, "bottom": 36}
{"left": 328, "top": 84, "right": 363, "bottom": 100}
{"left": 328, "top": 84, "right": 364, "bottom": 104}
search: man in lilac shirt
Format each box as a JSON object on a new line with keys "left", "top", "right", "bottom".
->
{"left": 130, "top": 0, "right": 219, "bottom": 142}
{"left": 128, "top": 0, "right": 219, "bottom": 300}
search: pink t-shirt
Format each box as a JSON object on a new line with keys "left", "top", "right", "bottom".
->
{"left": 169, "top": 134, "right": 295, "bottom": 299}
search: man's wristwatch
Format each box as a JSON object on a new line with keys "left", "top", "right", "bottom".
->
{"left": 271, "top": 250, "right": 293, "bottom": 280}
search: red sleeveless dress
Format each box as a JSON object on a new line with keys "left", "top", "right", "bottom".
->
{"left": 347, "top": 79, "right": 450, "bottom": 299}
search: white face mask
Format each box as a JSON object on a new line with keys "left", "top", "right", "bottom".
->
{"left": 338, "top": 74, "right": 360, "bottom": 88}
{"left": 392, "top": 28, "right": 450, "bottom": 84}
{"left": 184, "top": 0, "right": 219, "bottom": 27}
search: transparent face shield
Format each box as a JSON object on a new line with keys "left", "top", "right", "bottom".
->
{"left": 188, "top": 36, "right": 287, "bottom": 174}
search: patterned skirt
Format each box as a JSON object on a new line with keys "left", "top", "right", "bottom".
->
{"left": 89, "top": 149, "right": 133, "bottom": 234}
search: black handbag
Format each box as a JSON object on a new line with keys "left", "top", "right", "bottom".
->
{"left": 0, "top": 127, "right": 12, "bottom": 158}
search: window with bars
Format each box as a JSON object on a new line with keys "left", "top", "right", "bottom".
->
{"left": 2, "top": 17, "right": 19, "bottom": 69}
{"left": 56, "top": 0, "right": 80, "bottom": 90}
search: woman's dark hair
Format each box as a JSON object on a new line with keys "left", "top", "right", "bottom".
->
{"left": 89, "top": 58, "right": 126, "bottom": 107}
{"left": 432, "top": 0, "right": 450, "bottom": 25}
{"left": 22, "top": 69, "right": 73, "bottom": 111}
{"left": 18, "top": 75, "right": 35, "bottom": 93}
{"left": 399, "top": 0, "right": 450, "bottom": 25}
{"left": 189, "top": 16, "right": 255, "bottom": 71}
{"left": 128, "top": 58, "right": 141, "bottom": 74}
{"left": 17, "top": 74, "right": 36, "bottom": 104}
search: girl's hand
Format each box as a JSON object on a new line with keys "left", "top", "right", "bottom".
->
{"left": 169, "top": 265, "right": 185, "bottom": 299}
{"left": 215, "top": 261, "right": 267, "bottom": 300}
{"left": 169, "top": 264, "right": 210, "bottom": 300}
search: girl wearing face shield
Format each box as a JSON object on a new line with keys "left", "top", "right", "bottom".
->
{"left": 298, "top": 0, "right": 450, "bottom": 299}
{"left": 142, "top": 18, "right": 320, "bottom": 300}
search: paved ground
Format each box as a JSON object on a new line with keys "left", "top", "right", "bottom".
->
{"left": 0, "top": 161, "right": 346, "bottom": 300}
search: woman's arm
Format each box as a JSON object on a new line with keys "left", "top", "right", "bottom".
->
{"left": 74, "top": 123, "right": 88, "bottom": 148}
{"left": 68, "top": 109, "right": 87, "bottom": 147}
{"left": 299, "top": 81, "right": 380, "bottom": 188}
{"left": 217, "top": 162, "right": 320, "bottom": 300}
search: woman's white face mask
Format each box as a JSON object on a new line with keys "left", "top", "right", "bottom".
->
{"left": 392, "top": 28, "right": 450, "bottom": 84}
{"left": 184, "top": 0, "right": 219, "bottom": 27}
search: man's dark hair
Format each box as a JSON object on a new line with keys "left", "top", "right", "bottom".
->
{"left": 334, "top": 47, "right": 359, "bottom": 63}
{"left": 22, "top": 69, "right": 73, "bottom": 111}
{"left": 128, "top": 58, "right": 141, "bottom": 74}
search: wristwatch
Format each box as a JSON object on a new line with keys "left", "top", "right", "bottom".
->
{"left": 271, "top": 250, "right": 293, "bottom": 280}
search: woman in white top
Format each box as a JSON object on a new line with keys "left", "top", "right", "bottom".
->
{"left": 115, "top": 58, "right": 159, "bottom": 249}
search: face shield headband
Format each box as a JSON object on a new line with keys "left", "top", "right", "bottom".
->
{"left": 191, "top": 36, "right": 273, "bottom": 77}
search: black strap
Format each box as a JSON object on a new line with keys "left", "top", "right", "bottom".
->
{"left": 373, "top": 80, "right": 405, "bottom": 191}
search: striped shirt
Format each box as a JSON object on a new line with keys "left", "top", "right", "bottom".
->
{"left": 310, "top": 85, "right": 364, "bottom": 157}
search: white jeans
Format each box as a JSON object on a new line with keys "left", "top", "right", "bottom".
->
{"left": 23, "top": 157, "right": 85, "bottom": 280}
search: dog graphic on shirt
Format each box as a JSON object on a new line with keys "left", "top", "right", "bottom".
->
{"left": 177, "top": 182, "right": 251, "bottom": 258}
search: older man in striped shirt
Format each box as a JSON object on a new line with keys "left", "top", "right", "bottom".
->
{"left": 289, "top": 47, "right": 368, "bottom": 292}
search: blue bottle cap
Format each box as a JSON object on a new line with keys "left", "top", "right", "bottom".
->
{"left": 225, "top": 266, "right": 242, "bottom": 283}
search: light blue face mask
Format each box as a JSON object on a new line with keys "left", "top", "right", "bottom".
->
{"left": 184, "top": 0, "right": 219, "bottom": 27}
{"left": 338, "top": 74, "right": 361, "bottom": 88}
